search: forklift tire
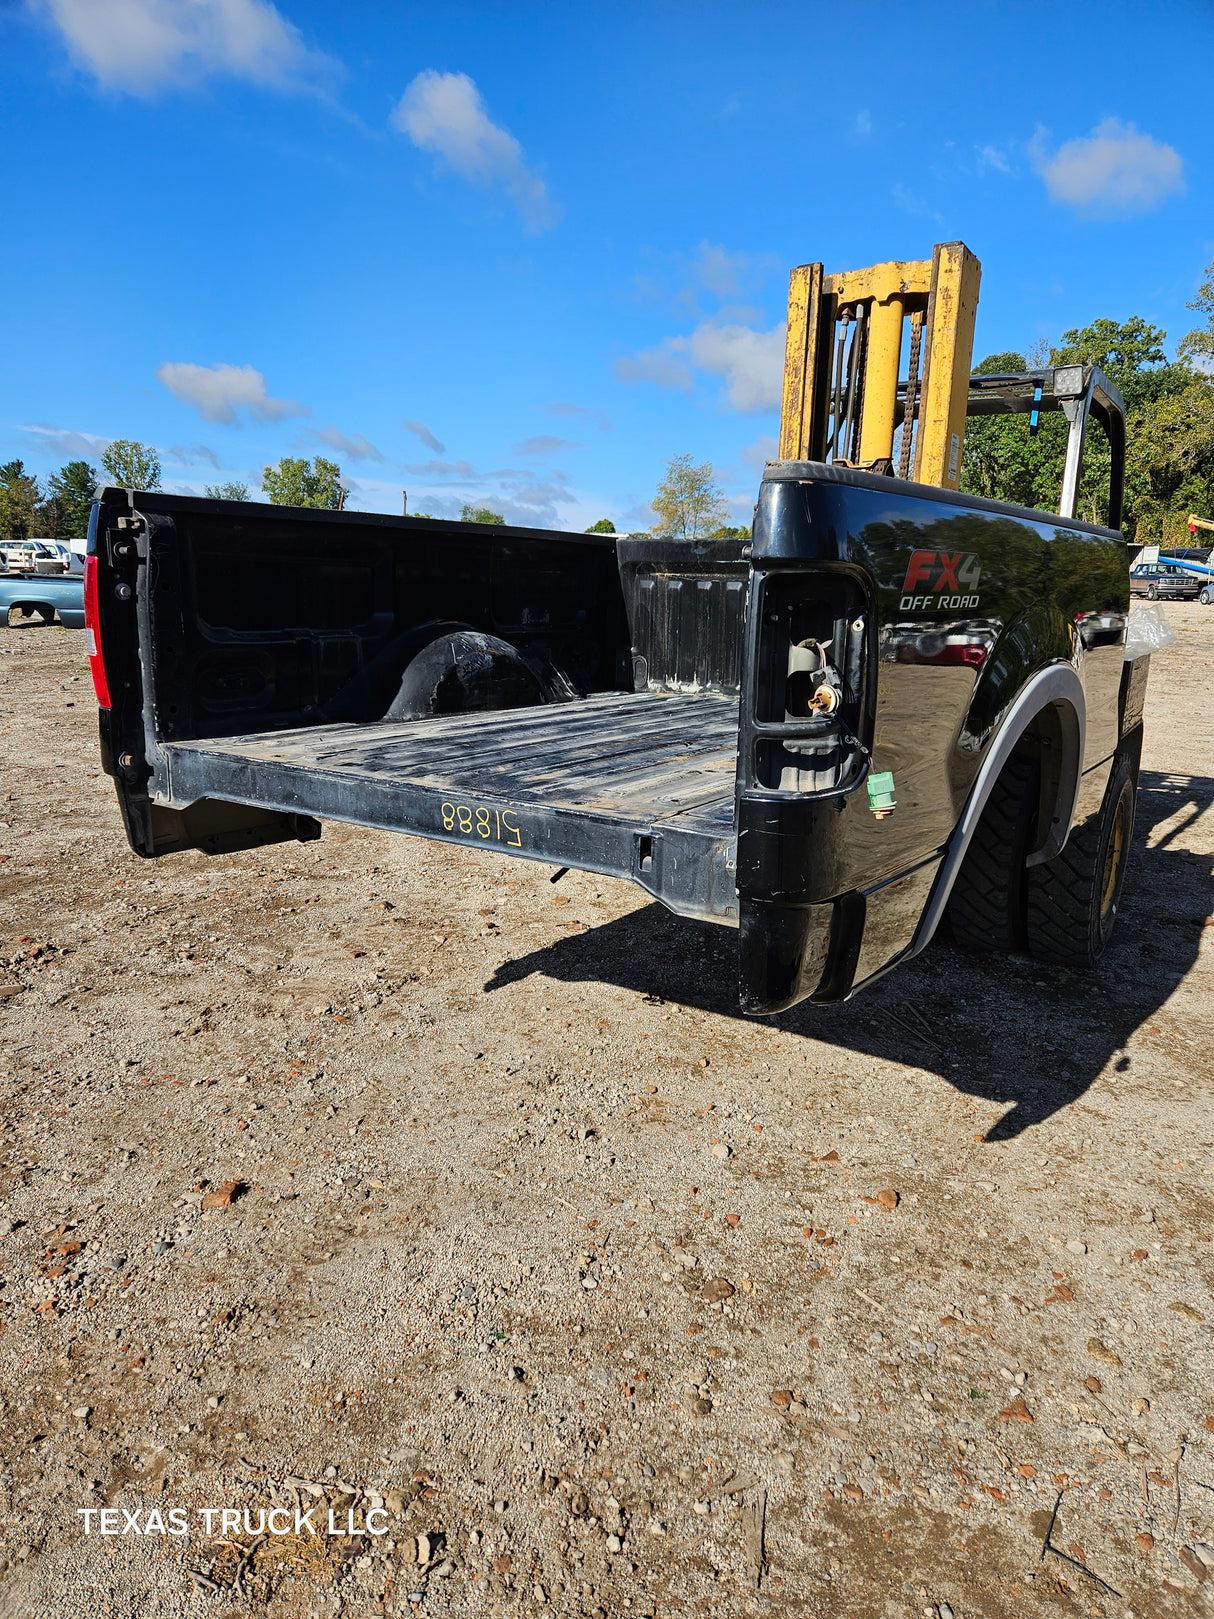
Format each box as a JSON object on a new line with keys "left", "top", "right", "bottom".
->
{"left": 1025, "top": 749, "right": 1136, "bottom": 967}
{"left": 947, "top": 751, "right": 1038, "bottom": 954}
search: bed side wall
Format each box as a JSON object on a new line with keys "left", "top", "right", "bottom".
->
{"left": 127, "top": 500, "right": 631, "bottom": 743}
{"left": 615, "top": 536, "right": 750, "bottom": 695}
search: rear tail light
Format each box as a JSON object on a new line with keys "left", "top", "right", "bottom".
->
{"left": 745, "top": 569, "right": 870, "bottom": 794}
{"left": 84, "top": 554, "right": 112, "bottom": 708}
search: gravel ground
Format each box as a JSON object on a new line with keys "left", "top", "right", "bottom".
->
{"left": 0, "top": 607, "right": 1212, "bottom": 1619}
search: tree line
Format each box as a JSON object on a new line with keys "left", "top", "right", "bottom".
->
{"left": 961, "top": 260, "right": 1214, "bottom": 540}
{"left": 0, "top": 441, "right": 745, "bottom": 542}
{"left": 0, "top": 445, "right": 355, "bottom": 543}
{"left": 0, "top": 440, "right": 169, "bottom": 542}
{"left": 9, "top": 271, "right": 1211, "bottom": 549}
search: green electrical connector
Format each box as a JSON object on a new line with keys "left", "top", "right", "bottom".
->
{"left": 867, "top": 770, "right": 897, "bottom": 818}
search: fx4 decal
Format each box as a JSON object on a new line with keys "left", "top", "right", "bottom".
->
{"left": 899, "top": 550, "right": 982, "bottom": 611}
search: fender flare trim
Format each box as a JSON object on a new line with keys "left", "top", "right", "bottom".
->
{"left": 908, "top": 662, "right": 1085, "bottom": 958}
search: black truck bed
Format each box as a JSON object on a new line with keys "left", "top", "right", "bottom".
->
{"left": 159, "top": 689, "right": 741, "bottom": 920}
{"left": 90, "top": 474, "right": 1137, "bottom": 1012}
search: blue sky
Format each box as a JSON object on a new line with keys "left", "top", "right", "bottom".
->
{"left": 3, "top": 0, "right": 1211, "bottom": 528}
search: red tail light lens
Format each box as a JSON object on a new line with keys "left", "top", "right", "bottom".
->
{"left": 84, "top": 555, "right": 112, "bottom": 708}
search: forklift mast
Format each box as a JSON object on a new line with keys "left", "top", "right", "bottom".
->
{"left": 778, "top": 241, "right": 1126, "bottom": 531}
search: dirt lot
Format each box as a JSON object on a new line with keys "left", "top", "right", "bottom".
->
{"left": 0, "top": 607, "right": 1212, "bottom": 1619}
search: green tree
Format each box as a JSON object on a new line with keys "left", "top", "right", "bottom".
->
{"left": 960, "top": 321, "right": 1202, "bottom": 531}
{"left": 651, "top": 454, "right": 728, "bottom": 540}
{"left": 1056, "top": 320, "right": 1197, "bottom": 531}
{"left": 262, "top": 456, "right": 347, "bottom": 509}
{"left": 0, "top": 460, "right": 40, "bottom": 543}
{"left": 1178, "top": 257, "right": 1214, "bottom": 371}
{"left": 1053, "top": 316, "right": 1190, "bottom": 410}
{"left": 960, "top": 351, "right": 1055, "bottom": 512}
{"left": 44, "top": 461, "right": 97, "bottom": 539}
{"left": 460, "top": 504, "right": 505, "bottom": 524}
{"left": 33, "top": 495, "right": 66, "bottom": 539}
{"left": 1125, "top": 379, "right": 1214, "bottom": 540}
{"left": 708, "top": 523, "right": 751, "bottom": 539}
{"left": 585, "top": 517, "right": 616, "bottom": 533}
{"left": 102, "top": 439, "right": 162, "bottom": 490}
{"left": 973, "top": 351, "right": 1029, "bottom": 374}
{"left": 203, "top": 481, "right": 250, "bottom": 501}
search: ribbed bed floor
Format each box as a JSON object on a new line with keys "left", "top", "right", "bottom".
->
{"left": 164, "top": 689, "right": 740, "bottom": 833}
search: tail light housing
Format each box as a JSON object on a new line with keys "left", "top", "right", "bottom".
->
{"left": 84, "top": 554, "right": 112, "bottom": 708}
{"left": 743, "top": 567, "right": 870, "bottom": 795}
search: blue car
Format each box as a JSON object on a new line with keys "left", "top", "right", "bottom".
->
{"left": 0, "top": 571, "right": 85, "bottom": 627}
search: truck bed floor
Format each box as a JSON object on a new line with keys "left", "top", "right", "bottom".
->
{"left": 159, "top": 691, "right": 741, "bottom": 913}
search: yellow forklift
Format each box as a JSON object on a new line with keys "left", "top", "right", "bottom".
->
{"left": 778, "top": 240, "right": 1125, "bottom": 525}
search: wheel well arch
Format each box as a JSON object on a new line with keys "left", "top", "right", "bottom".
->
{"left": 4, "top": 597, "right": 57, "bottom": 621}
{"left": 1015, "top": 698, "right": 1084, "bottom": 866}
{"left": 910, "top": 662, "right": 1086, "bottom": 957}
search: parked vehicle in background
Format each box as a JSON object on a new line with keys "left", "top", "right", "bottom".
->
{"left": 0, "top": 572, "right": 85, "bottom": 626}
{"left": 47, "top": 540, "right": 85, "bottom": 576}
{"left": 1129, "top": 561, "right": 1202, "bottom": 600}
{"left": 0, "top": 540, "right": 68, "bottom": 575}
{"left": 1156, "top": 547, "right": 1214, "bottom": 605}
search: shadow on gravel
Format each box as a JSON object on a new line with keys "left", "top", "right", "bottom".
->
{"left": 488, "top": 769, "right": 1214, "bottom": 1141}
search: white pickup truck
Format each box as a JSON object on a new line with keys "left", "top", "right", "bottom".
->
{"left": 0, "top": 540, "right": 69, "bottom": 576}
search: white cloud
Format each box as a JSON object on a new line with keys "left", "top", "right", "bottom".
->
{"left": 404, "top": 458, "right": 478, "bottom": 479}
{"left": 975, "top": 143, "right": 1011, "bottom": 175}
{"left": 1031, "top": 118, "right": 1184, "bottom": 217}
{"left": 616, "top": 319, "right": 785, "bottom": 413}
{"left": 35, "top": 0, "right": 336, "bottom": 96}
{"left": 546, "top": 402, "right": 611, "bottom": 432}
{"left": 396, "top": 452, "right": 578, "bottom": 527}
{"left": 18, "top": 422, "right": 111, "bottom": 460}
{"left": 165, "top": 442, "right": 220, "bottom": 467}
{"left": 390, "top": 70, "right": 554, "bottom": 232}
{"left": 513, "top": 435, "right": 581, "bottom": 457}
{"left": 404, "top": 419, "right": 445, "bottom": 454}
{"left": 619, "top": 499, "right": 657, "bottom": 531}
{"left": 636, "top": 243, "right": 776, "bottom": 320}
{"left": 692, "top": 243, "right": 754, "bottom": 299}
{"left": 355, "top": 470, "right": 619, "bottom": 530}
{"left": 614, "top": 344, "right": 695, "bottom": 394}
{"left": 891, "top": 182, "right": 944, "bottom": 223}
{"left": 854, "top": 109, "right": 872, "bottom": 137}
{"left": 739, "top": 434, "right": 779, "bottom": 475}
{"left": 17, "top": 425, "right": 224, "bottom": 476}
{"left": 156, "top": 361, "right": 307, "bottom": 425}
{"left": 304, "top": 425, "right": 383, "bottom": 463}
{"left": 687, "top": 323, "right": 785, "bottom": 412}
{"left": 490, "top": 480, "right": 570, "bottom": 526}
